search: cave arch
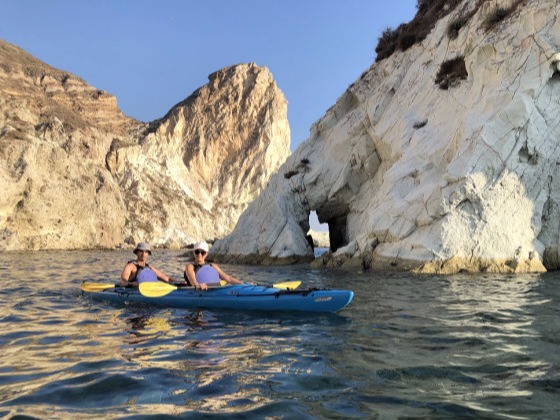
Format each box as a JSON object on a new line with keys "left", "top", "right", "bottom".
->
{"left": 310, "top": 207, "right": 349, "bottom": 253}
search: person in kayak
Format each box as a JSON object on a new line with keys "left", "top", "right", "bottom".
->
{"left": 184, "top": 241, "right": 243, "bottom": 290}
{"left": 120, "top": 242, "right": 178, "bottom": 287}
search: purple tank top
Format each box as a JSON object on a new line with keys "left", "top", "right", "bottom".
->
{"left": 195, "top": 264, "right": 220, "bottom": 285}
{"left": 137, "top": 267, "right": 158, "bottom": 283}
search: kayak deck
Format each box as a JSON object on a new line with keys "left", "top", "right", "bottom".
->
{"left": 82, "top": 284, "right": 354, "bottom": 313}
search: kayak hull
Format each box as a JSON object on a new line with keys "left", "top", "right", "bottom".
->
{"left": 83, "top": 284, "right": 353, "bottom": 313}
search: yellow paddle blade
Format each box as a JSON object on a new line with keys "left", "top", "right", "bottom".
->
{"left": 220, "top": 280, "right": 227, "bottom": 286}
{"left": 81, "top": 282, "right": 116, "bottom": 292}
{"left": 273, "top": 280, "right": 301, "bottom": 290}
{"left": 139, "top": 282, "right": 177, "bottom": 298}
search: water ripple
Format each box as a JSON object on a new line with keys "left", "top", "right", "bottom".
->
{"left": 0, "top": 251, "right": 559, "bottom": 418}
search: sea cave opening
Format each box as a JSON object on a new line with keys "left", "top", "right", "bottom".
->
{"left": 307, "top": 201, "right": 350, "bottom": 255}
{"left": 326, "top": 213, "right": 348, "bottom": 253}
{"left": 308, "top": 211, "right": 329, "bottom": 257}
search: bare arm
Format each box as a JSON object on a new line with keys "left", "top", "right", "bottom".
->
{"left": 120, "top": 262, "right": 136, "bottom": 286}
{"left": 184, "top": 264, "right": 208, "bottom": 290}
{"left": 212, "top": 264, "right": 243, "bottom": 284}
{"left": 151, "top": 266, "right": 171, "bottom": 283}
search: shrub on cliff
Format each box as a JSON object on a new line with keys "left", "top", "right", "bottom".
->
{"left": 435, "top": 56, "right": 468, "bottom": 89}
{"left": 377, "top": 0, "right": 529, "bottom": 60}
{"left": 375, "top": 0, "right": 462, "bottom": 61}
{"left": 484, "top": 0, "right": 526, "bottom": 31}
{"left": 447, "top": 15, "right": 470, "bottom": 39}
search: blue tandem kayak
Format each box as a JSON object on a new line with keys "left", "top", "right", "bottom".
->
{"left": 82, "top": 284, "right": 354, "bottom": 313}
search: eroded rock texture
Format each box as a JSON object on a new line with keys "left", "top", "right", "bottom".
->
{"left": 213, "top": 0, "right": 560, "bottom": 273}
{"left": 0, "top": 40, "right": 289, "bottom": 250}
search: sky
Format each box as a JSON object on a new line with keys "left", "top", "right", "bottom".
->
{"left": 1, "top": 0, "right": 418, "bottom": 230}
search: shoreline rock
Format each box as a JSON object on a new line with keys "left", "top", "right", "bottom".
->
{"left": 212, "top": 0, "right": 560, "bottom": 274}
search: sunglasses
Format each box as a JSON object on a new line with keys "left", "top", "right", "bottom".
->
{"left": 194, "top": 249, "right": 207, "bottom": 256}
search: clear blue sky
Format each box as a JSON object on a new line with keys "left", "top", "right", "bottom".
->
{"left": 1, "top": 0, "right": 417, "bottom": 150}
{"left": 1, "top": 0, "right": 417, "bottom": 231}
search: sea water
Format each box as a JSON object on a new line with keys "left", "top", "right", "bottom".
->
{"left": 0, "top": 250, "right": 559, "bottom": 419}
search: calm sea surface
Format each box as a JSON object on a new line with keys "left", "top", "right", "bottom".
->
{"left": 1, "top": 250, "right": 559, "bottom": 419}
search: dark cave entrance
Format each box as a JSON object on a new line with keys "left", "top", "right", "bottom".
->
{"left": 308, "top": 209, "right": 348, "bottom": 254}
{"left": 327, "top": 214, "right": 348, "bottom": 252}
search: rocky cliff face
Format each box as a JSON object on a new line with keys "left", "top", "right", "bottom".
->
{"left": 212, "top": 0, "right": 560, "bottom": 273}
{"left": 0, "top": 40, "right": 289, "bottom": 250}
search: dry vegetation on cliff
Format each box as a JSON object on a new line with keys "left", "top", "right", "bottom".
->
{"left": 435, "top": 56, "right": 468, "bottom": 89}
{"left": 376, "top": 0, "right": 529, "bottom": 62}
{"left": 375, "top": 0, "right": 463, "bottom": 61}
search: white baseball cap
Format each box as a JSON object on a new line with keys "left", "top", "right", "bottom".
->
{"left": 193, "top": 241, "right": 209, "bottom": 252}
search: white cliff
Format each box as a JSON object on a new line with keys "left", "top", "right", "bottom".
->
{"left": 213, "top": 0, "right": 560, "bottom": 273}
{"left": 0, "top": 40, "right": 290, "bottom": 250}
{"left": 107, "top": 64, "right": 290, "bottom": 247}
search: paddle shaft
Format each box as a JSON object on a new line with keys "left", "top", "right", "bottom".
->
{"left": 139, "top": 280, "right": 301, "bottom": 298}
{"left": 83, "top": 279, "right": 301, "bottom": 297}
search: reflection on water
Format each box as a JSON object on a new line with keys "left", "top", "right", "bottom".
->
{"left": 420, "top": 275, "right": 550, "bottom": 410}
{"left": 0, "top": 251, "right": 559, "bottom": 418}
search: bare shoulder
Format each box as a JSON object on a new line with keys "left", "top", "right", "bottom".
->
{"left": 123, "top": 261, "right": 137, "bottom": 270}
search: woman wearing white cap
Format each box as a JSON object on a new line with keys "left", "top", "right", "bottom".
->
{"left": 120, "top": 242, "right": 178, "bottom": 287}
{"left": 184, "top": 241, "right": 243, "bottom": 290}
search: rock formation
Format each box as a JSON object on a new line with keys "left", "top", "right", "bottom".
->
{"left": 0, "top": 40, "right": 289, "bottom": 250}
{"left": 212, "top": 0, "right": 560, "bottom": 273}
